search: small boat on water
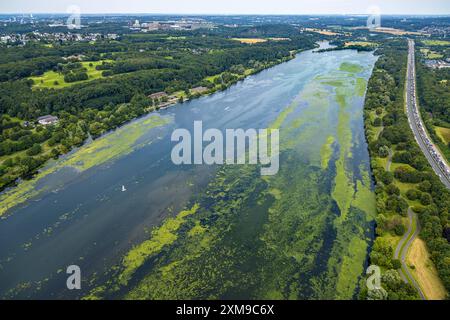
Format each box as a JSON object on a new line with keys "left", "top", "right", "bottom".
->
{"left": 121, "top": 185, "right": 127, "bottom": 192}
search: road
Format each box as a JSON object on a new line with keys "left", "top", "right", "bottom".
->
{"left": 386, "top": 149, "right": 393, "bottom": 172}
{"left": 405, "top": 40, "right": 450, "bottom": 189}
{"left": 394, "top": 208, "right": 426, "bottom": 300}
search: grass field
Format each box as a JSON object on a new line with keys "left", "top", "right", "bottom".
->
{"left": 420, "top": 48, "right": 444, "bottom": 59}
{"left": 435, "top": 126, "right": 450, "bottom": 145}
{"left": 304, "top": 28, "right": 339, "bottom": 36}
{"left": 422, "top": 40, "right": 450, "bottom": 46}
{"left": 407, "top": 238, "right": 448, "bottom": 300}
{"left": 372, "top": 27, "right": 423, "bottom": 36}
{"left": 344, "top": 41, "right": 376, "bottom": 47}
{"left": 30, "top": 60, "right": 111, "bottom": 89}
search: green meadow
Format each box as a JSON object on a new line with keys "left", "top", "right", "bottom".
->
{"left": 30, "top": 60, "right": 111, "bottom": 89}
{"left": 422, "top": 40, "right": 450, "bottom": 46}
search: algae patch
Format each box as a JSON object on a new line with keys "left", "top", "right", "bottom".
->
{"left": 356, "top": 78, "right": 367, "bottom": 96}
{"left": 340, "top": 62, "right": 364, "bottom": 74}
{"left": 118, "top": 204, "right": 200, "bottom": 286}
{"left": 321, "top": 136, "right": 335, "bottom": 169}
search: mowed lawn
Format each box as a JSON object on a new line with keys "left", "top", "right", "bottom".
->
{"left": 30, "top": 60, "right": 111, "bottom": 89}
{"left": 435, "top": 126, "right": 450, "bottom": 145}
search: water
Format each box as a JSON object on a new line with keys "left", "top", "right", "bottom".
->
{"left": 0, "top": 46, "right": 377, "bottom": 299}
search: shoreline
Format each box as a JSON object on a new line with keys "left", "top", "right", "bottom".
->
{"left": 0, "top": 46, "right": 313, "bottom": 217}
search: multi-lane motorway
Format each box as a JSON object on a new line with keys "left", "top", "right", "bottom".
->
{"left": 406, "top": 39, "right": 450, "bottom": 189}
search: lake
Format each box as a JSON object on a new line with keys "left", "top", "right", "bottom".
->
{"left": 0, "top": 45, "right": 378, "bottom": 299}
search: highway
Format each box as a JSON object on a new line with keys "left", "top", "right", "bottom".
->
{"left": 406, "top": 40, "right": 450, "bottom": 189}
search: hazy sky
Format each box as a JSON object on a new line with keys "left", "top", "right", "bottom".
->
{"left": 1, "top": 0, "right": 450, "bottom": 15}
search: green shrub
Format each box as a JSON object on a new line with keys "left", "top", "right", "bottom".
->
{"left": 391, "top": 259, "right": 402, "bottom": 270}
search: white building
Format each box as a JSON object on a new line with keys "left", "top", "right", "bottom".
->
{"left": 37, "top": 115, "right": 59, "bottom": 126}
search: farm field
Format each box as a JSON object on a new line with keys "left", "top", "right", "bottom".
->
{"left": 232, "top": 38, "right": 268, "bottom": 44}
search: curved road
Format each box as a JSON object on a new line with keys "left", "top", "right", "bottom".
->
{"left": 394, "top": 208, "right": 426, "bottom": 300}
{"left": 386, "top": 149, "right": 393, "bottom": 172}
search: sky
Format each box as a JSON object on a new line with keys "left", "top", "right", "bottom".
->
{"left": 1, "top": 0, "right": 450, "bottom": 15}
